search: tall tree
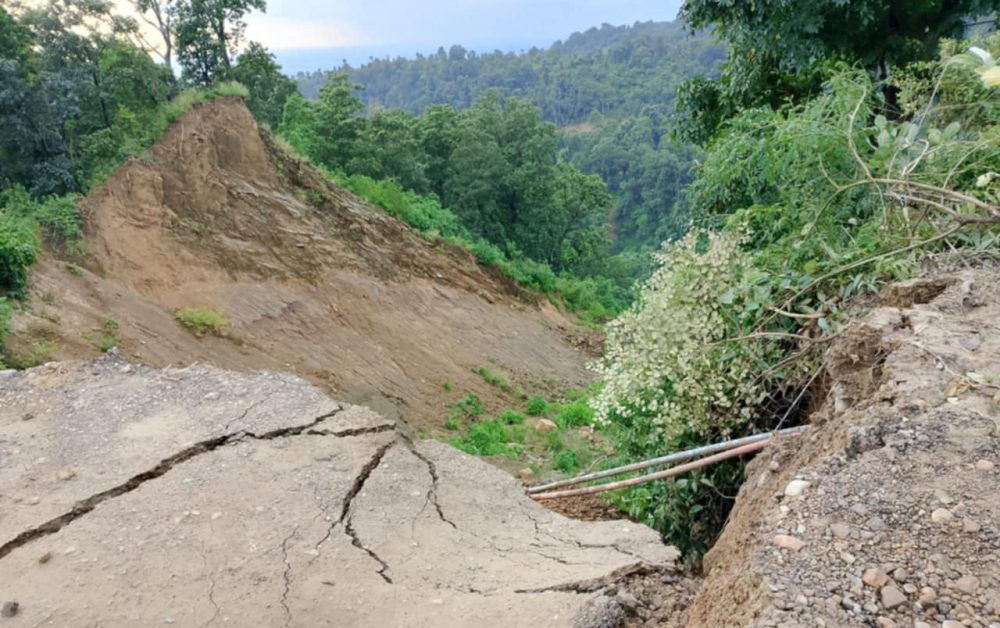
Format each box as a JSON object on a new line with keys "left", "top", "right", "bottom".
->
{"left": 310, "top": 72, "right": 365, "bottom": 170}
{"left": 129, "top": 0, "right": 178, "bottom": 70}
{"left": 174, "top": 0, "right": 264, "bottom": 86}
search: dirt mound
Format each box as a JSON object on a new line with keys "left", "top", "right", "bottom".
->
{"left": 687, "top": 270, "right": 1000, "bottom": 627}
{"left": 8, "top": 97, "right": 593, "bottom": 431}
{"left": 0, "top": 355, "right": 679, "bottom": 627}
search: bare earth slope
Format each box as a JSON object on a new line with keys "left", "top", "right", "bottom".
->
{"left": 0, "top": 355, "right": 679, "bottom": 627}
{"left": 9, "top": 96, "right": 592, "bottom": 430}
{"left": 688, "top": 270, "right": 1000, "bottom": 627}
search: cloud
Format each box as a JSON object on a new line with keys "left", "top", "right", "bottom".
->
{"left": 244, "top": 16, "right": 365, "bottom": 49}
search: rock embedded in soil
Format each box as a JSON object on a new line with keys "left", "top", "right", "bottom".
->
{"left": 773, "top": 534, "right": 806, "bottom": 551}
{"left": 784, "top": 480, "right": 810, "bottom": 498}
{"left": 533, "top": 418, "right": 558, "bottom": 433}
{"left": 931, "top": 508, "right": 954, "bottom": 523}
{"left": 684, "top": 272, "right": 1000, "bottom": 628}
{"left": 880, "top": 586, "right": 907, "bottom": 609}
{"left": 863, "top": 568, "right": 889, "bottom": 588}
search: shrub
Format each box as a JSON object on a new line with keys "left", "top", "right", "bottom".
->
{"left": 456, "top": 393, "right": 485, "bottom": 419}
{"left": 525, "top": 395, "right": 549, "bottom": 416}
{"left": 449, "top": 420, "right": 509, "bottom": 456}
{"left": 554, "top": 449, "right": 579, "bottom": 473}
{"left": 556, "top": 400, "right": 595, "bottom": 428}
{"left": 0, "top": 214, "right": 38, "bottom": 298}
{"left": 498, "top": 409, "right": 526, "bottom": 425}
{"left": 175, "top": 308, "right": 228, "bottom": 336}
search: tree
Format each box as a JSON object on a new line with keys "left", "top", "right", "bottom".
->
{"left": 230, "top": 41, "right": 295, "bottom": 128}
{"left": 0, "top": 9, "right": 76, "bottom": 195}
{"left": 174, "top": 0, "right": 265, "bottom": 86}
{"left": 549, "top": 164, "right": 612, "bottom": 271}
{"left": 310, "top": 72, "right": 365, "bottom": 169}
{"left": 277, "top": 93, "right": 318, "bottom": 158}
{"left": 677, "top": 0, "right": 1000, "bottom": 140}
{"left": 129, "top": 0, "right": 178, "bottom": 70}
{"left": 18, "top": 0, "right": 137, "bottom": 131}
{"left": 355, "top": 109, "right": 429, "bottom": 192}
{"left": 0, "top": 6, "right": 32, "bottom": 69}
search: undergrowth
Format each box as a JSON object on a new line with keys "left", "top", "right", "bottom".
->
{"left": 446, "top": 378, "right": 607, "bottom": 477}
{"left": 331, "top": 172, "right": 631, "bottom": 321}
{"left": 175, "top": 308, "right": 228, "bottom": 336}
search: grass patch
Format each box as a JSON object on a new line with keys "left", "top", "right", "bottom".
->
{"left": 175, "top": 308, "right": 228, "bottom": 336}
{"left": 82, "top": 318, "right": 119, "bottom": 353}
{"left": 525, "top": 395, "right": 549, "bottom": 417}
{"left": 449, "top": 419, "right": 522, "bottom": 458}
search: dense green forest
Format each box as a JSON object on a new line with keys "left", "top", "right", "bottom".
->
{"left": 295, "top": 22, "right": 725, "bottom": 251}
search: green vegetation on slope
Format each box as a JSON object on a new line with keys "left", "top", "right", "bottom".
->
{"left": 295, "top": 21, "right": 724, "bottom": 253}
{"left": 278, "top": 79, "right": 638, "bottom": 319}
{"left": 0, "top": 0, "right": 279, "bottom": 356}
{"left": 596, "top": 38, "right": 1000, "bottom": 558}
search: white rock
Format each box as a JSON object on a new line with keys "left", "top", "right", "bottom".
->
{"left": 930, "top": 508, "right": 954, "bottom": 523}
{"left": 784, "top": 480, "right": 811, "bottom": 498}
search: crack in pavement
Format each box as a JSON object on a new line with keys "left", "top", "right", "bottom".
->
{"left": 0, "top": 408, "right": 351, "bottom": 561}
{"left": 513, "top": 562, "right": 663, "bottom": 594}
{"left": 399, "top": 436, "right": 456, "bottom": 529}
{"left": 314, "top": 439, "right": 397, "bottom": 584}
{"left": 279, "top": 525, "right": 300, "bottom": 627}
{"left": 306, "top": 423, "right": 396, "bottom": 438}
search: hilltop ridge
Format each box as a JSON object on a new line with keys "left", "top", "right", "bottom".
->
{"left": 7, "top": 96, "right": 593, "bottom": 430}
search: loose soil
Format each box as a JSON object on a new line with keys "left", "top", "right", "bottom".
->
{"left": 7, "top": 97, "right": 596, "bottom": 435}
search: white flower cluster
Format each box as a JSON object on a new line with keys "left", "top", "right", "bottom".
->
{"left": 592, "top": 230, "right": 766, "bottom": 440}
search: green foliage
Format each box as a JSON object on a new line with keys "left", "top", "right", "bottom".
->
{"left": 555, "top": 400, "right": 595, "bottom": 428}
{"left": 82, "top": 318, "right": 119, "bottom": 353}
{"left": 554, "top": 449, "right": 579, "bottom": 473}
{"left": 498, "top": 409, "right": 526, "bottom": 425}
{"left": 174, "top": 0, "right": 265, "bottom": 86}
{"left": 525, "top": 395, "right": 549, "bottom": 417}
{"left": 0, "top": 296, "right": 11, "bottom": 360}
{"left": 677, "top": 0, "right": 1000, "bottom": 141}
{"left": 455, "top": 393, "right": 485, "bottom": 419}
{"left": 175, "top": 307, "right": 228, "bottom": 336}
{"left": 449, "top": 419, "right": 521, "bottom": 457}
{"left": 442, "top": 380, "right": 453, "bottom": 392}
{"left": 598, "top": 56, "right": 1000, "bottom": 557}
{"left": 292, "top": 21, "right": 723, "bottom": 258}
{"left": 329, "top": 162, "right": 631, "bottom": 319}
{"left": 230, "top": 42, "right": 297, "bottom": 128}
{"left": 0, "top": 213, "right": 38, "bottom": 298}
{"left": 478, "top": 366, "right": 516, "bottom": 394}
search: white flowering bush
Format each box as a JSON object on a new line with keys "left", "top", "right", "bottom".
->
{"left": 593, "top": 229, "right": 772, "bottom": 442}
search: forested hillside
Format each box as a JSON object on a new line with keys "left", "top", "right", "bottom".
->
{"left": 295, "top": 21, "right": 725, "bottom": 250}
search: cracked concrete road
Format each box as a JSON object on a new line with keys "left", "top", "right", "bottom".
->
{"left": 0, "top": 354, "right": 679, "bottom": 627}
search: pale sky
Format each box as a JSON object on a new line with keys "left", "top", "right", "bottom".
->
{"left": 245, "top": 0, "right": 685, "bottom": 52}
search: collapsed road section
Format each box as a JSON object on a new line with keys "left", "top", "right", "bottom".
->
{"left": 0, "top": 354, "right": 679, "bottom": 627}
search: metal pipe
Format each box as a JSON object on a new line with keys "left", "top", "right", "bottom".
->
{"left": 526, "top": 425, "right": 809, "bottom": 494}
{"left": 530, "top": 439, "right": 771, "bottom": 500}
